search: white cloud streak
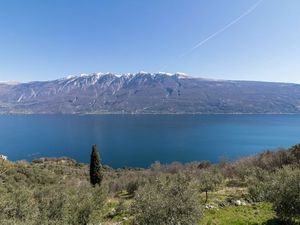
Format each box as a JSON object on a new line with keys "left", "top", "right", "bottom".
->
{"left": 160, "top": 0, "right": 263, "bottom": 70}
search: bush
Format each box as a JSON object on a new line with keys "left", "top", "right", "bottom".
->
{"left": 126, "top": 180, "right": 139, "bottom": 196}
{"left": 290, "top": 144, "right": 300, "bottom": 162}
{"left": 0, "top": 186, "right": 38, "bottom": 224}
{"left": 247, "top": 168, "right": 272, "bottom": 202}
{"left": 197, "top": 167, "right": 224, "bottom": 203}
{"left": 0, "top": 159, "right": 108, "bottom": 225}
{"left": 132, "top": 174, "right": 201, "bottom": 225}
{"left": 269, "top": 167, "right": 300, "bottom": 223}
{"left": 248, "top": 166, "right": 300, "bottom": 223}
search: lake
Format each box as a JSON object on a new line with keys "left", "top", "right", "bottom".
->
{"left": 0, "top": 114, "right": 300, "bottom": 168}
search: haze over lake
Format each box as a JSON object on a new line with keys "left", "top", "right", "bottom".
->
{"left": 0, "top": 114, "right": 300, "bottom": 168}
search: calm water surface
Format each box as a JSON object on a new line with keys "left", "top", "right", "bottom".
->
{"left": 0, "top": 114, "right": 300, "bottom": 168}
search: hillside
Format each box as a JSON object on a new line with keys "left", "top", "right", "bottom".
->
{"left": 1, "top": 145, "right": 300, "bottom": 224}
{"left": 1, "top": 72, "right": 300, "bottom": 114}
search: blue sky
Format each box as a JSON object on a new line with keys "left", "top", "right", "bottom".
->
{"left": 0, "top": 0, "right": 300, "bottom": 83}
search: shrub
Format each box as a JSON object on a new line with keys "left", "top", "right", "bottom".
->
{"left": 132, "top": 174, "right": 201, "bottom": 225}
{"left": 126, "top": 180, "right": 139, "bottom": 196}
{"left": 247, "top": 168, "right": 272, "bottom": 202}
{"left": 0, "top": 163, "right": 108, "bottom": 225}
{"left": 290, "top": 144, "right": 300, "bottom": 162}
{"left": 198, "top": 167, "right": 224, "bottom": 203}
{"left": 0, "top": 186, "right": 38, "bottom": 224}
{"left": 248, "top": 166, "right": 300, "bottom": 223}
{"left": 269, "top": 167, "right": 300, "bottom": 223}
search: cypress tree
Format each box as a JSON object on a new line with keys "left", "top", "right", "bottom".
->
{"left": 89, "top": 144, "right": 103, "bottom": 186}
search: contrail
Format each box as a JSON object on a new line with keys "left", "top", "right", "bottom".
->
{"left": 160, "top": 0, "right": 263, "bottom": 70}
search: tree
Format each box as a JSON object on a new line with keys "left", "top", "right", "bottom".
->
{"left": 89, "top": 145, "right": 103, "bottom": 186}
{"left": 249, "top": 166, "right": 300, "bottom": 223}
{"left": 132, "top": 174, "right": 201, "bottom": 225}
{"left": 198, "top": 168, "right": 223, "bottom": 203}
{"left": 290, "top": 144, "right": 300, "bottom": 162}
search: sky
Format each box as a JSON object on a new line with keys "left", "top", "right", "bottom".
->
{"left": 0, "top": 0, "right": 300, "bottom": 83}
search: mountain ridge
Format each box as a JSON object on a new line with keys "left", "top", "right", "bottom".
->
{"left": 1, "top": 72, "right": 300, "bottom": 114}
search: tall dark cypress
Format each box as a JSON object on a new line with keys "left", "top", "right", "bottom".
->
{"left": 89, "top": 144, "right": 103, "bottom": 186}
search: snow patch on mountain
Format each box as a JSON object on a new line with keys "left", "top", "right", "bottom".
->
{"left": 60, "top": 72, "right": 191, "bottom": 82}
{"left": 0, "top": 81, "right": 20, "bottom": 85}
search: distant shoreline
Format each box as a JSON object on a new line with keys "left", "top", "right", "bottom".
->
{"left": 1, "top": 112, "right": 300, "bottom": 116}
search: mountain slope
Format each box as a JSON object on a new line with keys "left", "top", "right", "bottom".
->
{"left": 1, "top": 72, "right": 300, "bottom": 114}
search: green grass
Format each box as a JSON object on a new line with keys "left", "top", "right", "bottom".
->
{"left": 201, "top": 203, "right": 279, "bottom": 225}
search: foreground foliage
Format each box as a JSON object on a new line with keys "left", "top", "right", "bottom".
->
{"left": 0, "top": 144, "right": 299, "bottom": 224}
{"left": 249, "top": 167, "right": 300, "bottom": 224}
{"left": 132, "top": 174, "right": 201, "bottom": 225}
{"left": 0, "top": 160, "right": 107, "bottom": 225}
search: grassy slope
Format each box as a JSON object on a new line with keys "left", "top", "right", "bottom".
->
{"left": 0, "top": 159, "right": 280, "bottom": 225}
{"left": 201, "top": 203, "right": 277, "bottom": 225}
{"left": 100, "top": 187, "right": 278, "bottom": 225}
{"left": 100, "top": 191, "right": 278, "bottom": 225}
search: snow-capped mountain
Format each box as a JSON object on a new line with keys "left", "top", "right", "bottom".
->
{"left": 1, "top": 72, "right": 300, "bottom": 114}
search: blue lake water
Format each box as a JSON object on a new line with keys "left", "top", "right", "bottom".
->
{"left": 0, "top": 114, "right": 300, "bottom": 168}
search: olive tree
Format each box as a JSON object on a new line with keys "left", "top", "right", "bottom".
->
{"left": 132, "top": 174, "right": 201, "bottom": 225}
{"left": 248, "top": 166, "right": 300, "bottom": 223}
{"left": 198, "top": 168, "right": 223, "bottom": 203}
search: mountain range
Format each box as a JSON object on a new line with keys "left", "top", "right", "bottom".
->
{"left": 1, "top": 72, "right": 300, "bottom": 114}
